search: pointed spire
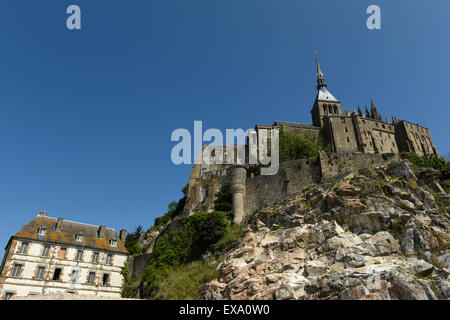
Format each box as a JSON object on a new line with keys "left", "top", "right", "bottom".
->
{"left": 357, "top": 105, "right": 363, "bottom": 117}
{"left": 315, "top": 51, "right": 327, "bottom": 90}
{"left": 365, "top": 106, "right": 371, "bottom": 118}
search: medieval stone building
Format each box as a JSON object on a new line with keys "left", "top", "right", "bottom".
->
{"left": 0, "top": 212, "right": 128, "bottom": 299}
{"left": 260, "top": 54, "right": 438, "bottom": 157}
{"left": 182, "top": 55, "right": 440, "bottom": 224}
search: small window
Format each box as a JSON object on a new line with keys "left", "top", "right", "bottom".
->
{"left": 52, "top": 268, "right": 62, "bottom": 281}
{"left": 37, "top": 227, "right": 46, "bottom": 236}
{"left": 70, "top": 270, "right": 79, "bottom": 284}
{"left": 362, "top": 120, "right": 366, "bottom": 124}
{"left": 11, "top": 263, "right": 23, "bottom": 278}
{"left": 109, "top": 239, "right": 117, "bottom": 247}
{"left": 42, "top": 245, "right": 51, "bottom": 257}
{"left": 375, "top": 123, "right": 379, "bottom": 127}
{"left": 75, "top": 234, "right": 84, "bottom": 242}
{"left": 392, "top": 142, "right": 395, "bottom": 147}
{"left": 345, "top": 127, "right": 348, "bottom": 133}
{"left": 92, "top": 252, "right": 99, "bottom": 264}
{"left": 382, "top": 124, "right": 385, "bottom": 129}
{"left": 102, "top": 273, "right": 110, "bottom": 286}
{"left": 87, "top": 272, "right": 96, "bottom": 285}
{"left": 19, "top": 242, "right": 29, "bottom": 255}
{"left": 75, "top": 250, "right": 83, "bottom": 262}
{"left": 347, "top": 137, "right": 350, "bottom": 143}
{"left": 36, "top": 266, "right": 45, "bottom": 280}
{"left": 4, "top": 292, "right": 14, "bottom": 300}
{"left": 105, "top": 254, "right": 113, "bottom": 265}
{"left": 341, "top": 118, "right": 346, "bottom": 123}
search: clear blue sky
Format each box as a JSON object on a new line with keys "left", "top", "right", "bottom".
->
{"left": 0, "top": 0, "right": 449, "bottom": 251}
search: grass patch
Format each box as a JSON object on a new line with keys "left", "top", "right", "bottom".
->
{"left": 151, "top": 261, "right": 219, "bottom": 300}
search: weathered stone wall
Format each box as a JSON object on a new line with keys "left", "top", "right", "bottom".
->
{"left": 127, "top": 254, "right": 152, "bottom": 281}
{"left": 319, "top": 152, "right": 398, "bottom": 183}
{"left": 244, "top": 159, "right": 321, "bottom": 215}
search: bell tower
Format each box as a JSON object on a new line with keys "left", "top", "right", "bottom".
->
{"left": 310, "top": 52, "right": 342, "bottom": 127}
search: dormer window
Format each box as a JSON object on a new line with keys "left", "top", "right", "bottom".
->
{"left": 75, "top": 234, "right": 84, "bottom": 242}
{"left": 37, "top": 227, "right": 46, "bottom": 236}
{"left": 109, "top": 239, "right": 117, "bottom": 247}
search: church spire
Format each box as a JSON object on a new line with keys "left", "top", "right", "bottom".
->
{"left": 315, "top": 51, "right": 327, "bottom": 90}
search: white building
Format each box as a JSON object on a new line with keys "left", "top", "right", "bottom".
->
{"left": 0, "top": 212, "right": 128, "bottom": 299}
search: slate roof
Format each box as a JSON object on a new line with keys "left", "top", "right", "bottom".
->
{"left": 13, "top": 215, "right": 128, "bottom": 254}
{"left": 316, "top": 87, "right": 339, "bottom": 102}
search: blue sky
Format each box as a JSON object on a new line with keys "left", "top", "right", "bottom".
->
{"left": 0, "top": 0, "right": 449, "bottom": 251}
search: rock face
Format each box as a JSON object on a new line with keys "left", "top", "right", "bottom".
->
{"left": 202, "top": 161, "right": 450, "bottom": 300}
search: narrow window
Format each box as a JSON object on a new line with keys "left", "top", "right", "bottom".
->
{"left": 75, "top": 250, "right": 83, "bottom": 262}
{"left": 333, "top": 106, "right": 338, "bottom": 114}
{"left": 42, "top": 245, "right": 51, "bottom": 257}
{"left": 375, "top": 123, "right": 379, "bottom": 127}
{"left": 347, "top": 137, "right": 350, "bottom": 143}
{"left": 70, "top": 270, "right": 79, "bottom": 284}
{"left": 19, "top": 242, "right": 29, "bottom": 255}
{"left": 345, "top": 127, "right": 348, "bottom": 133}
{"left": 4, "top": 292, "right": 14, "bottom": 300}
{"left": 58, "top": 248, "right": 67, "bottom": 259}
{"left": 102, "top": 273, "right": 110, "bottom": 286}
{"left": 11, "top": 264, "right": 23, "bottom": 277}
{"left": 341, "top": 118, "right": 346, "bottom": 123}
{"left": 36, "top": 266, "right": 45, "bottom": 280}
{"left": 105, "top": 254, "right": 113, "bottom": 265}
{"left": 92, "top": 252, "right": 99, "bottom": 264}
{"left": 87, "top": 272, "right": 96, "bottom": 284}
{"left": 52, "top": 268, "right": 62, "bottom": 281}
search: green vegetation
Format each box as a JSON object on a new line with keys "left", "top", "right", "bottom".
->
{"left": 142, "top": 211, "right": 240, "bottom": 299}
{"left": 125, "top": 226, "right": 146, "bottom": 256}
{"left": 150, "top": 261, "right": 220, "bottom": 300}
{"left": 214, "top": 183, "right": 233, "bottom": 212}
{"left": 120, "top": 262, "right": 140, "bottom": 298}
{"left": 279, "top": 129, "right": 324, "bottom": 162}
{"left": 399, "top": 152, "right": 450, "bottom": 181}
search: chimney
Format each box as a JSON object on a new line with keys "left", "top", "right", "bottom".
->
{"left": 38, "top": 211, "right": 48, "bottom": 217}
{"left": 98, "top": 226, "right": 106, "bottom": 239}
{"left": 55, "top": 218, "right": 64, "bottom": 232}
{"left": 119, "top": 229, "right": 127, "bottom": 242}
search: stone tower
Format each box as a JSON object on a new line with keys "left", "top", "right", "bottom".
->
{"left": 310, "top": 52, "right": 343, "bottom": 127}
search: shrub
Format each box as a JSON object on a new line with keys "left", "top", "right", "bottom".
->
{"left": 142, "top": 211, "right": 230, "bottom": 298}
{"left": 214, "top": 183, "right": 232, "bottom": 212}
{"left": 279, "top": 129, "right": 323, "bottom": 162}
{"left": 151, "top": 261, "right": 219, "bottom": 300}
{"left": 400, "top": 152, "right": 450, "bottom": 181}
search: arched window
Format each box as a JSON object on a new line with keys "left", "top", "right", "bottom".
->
{"left": 328, "top": 105, "right": 333, "bottom": 114}
{"left": 323, "top": 105, "right": 327, "bottom": 114}
{"left": 334, "top": 105, "right": 338, "bottom": 114}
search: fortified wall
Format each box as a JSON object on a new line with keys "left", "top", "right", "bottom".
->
{"left": 184, "top": 152, "right": 399, "bottom": 223}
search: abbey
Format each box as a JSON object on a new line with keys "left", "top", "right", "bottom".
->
{"left": 180, "top": 55, "right": 440, "bottom": 225}
{"left": 260, "top": 54, "right": 438, "bottom": 157}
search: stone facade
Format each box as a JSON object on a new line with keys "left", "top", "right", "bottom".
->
{"left": 0, "top": 212, "right": 128, "bottom": 300}
{"left": 182, "top": 55, "right": 439, "bottom": 224}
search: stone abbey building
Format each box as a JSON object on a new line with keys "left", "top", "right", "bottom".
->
{"left": 258, "top": 55, "right": 438, "bottom": 157}
{"left": 183, "top": 55, "right": 439, "bottom": 224}
{"left": 0, "top": 212, "right": 128, "bottom": 299}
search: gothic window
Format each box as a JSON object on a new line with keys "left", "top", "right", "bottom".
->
{"left": 328, "top": 105, "right": 333, "bottom": 114}
{"left": 334, "top": 106, "right": 338, "bottom": 114}
{"left": 345, "top": 127, "right": 348, "bottom": 133}
{"left": 347, "top": 137, "right": 350, "bottom": 143}
{"left": 323, "top": 106, "right": 327, "bottom": 114}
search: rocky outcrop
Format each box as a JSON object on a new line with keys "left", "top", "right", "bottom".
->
{"left": 202, "top": 161, "right": 450, "bottom": 300}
